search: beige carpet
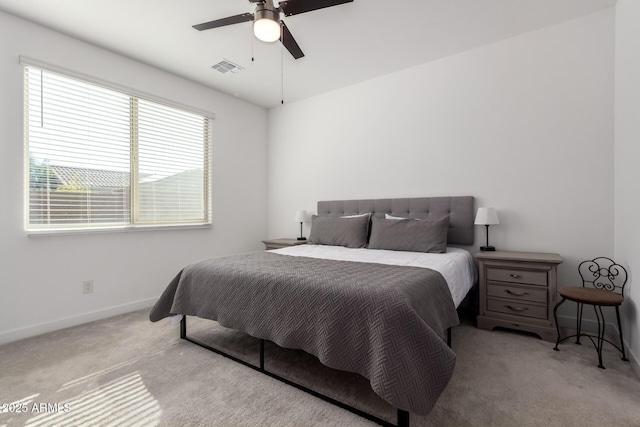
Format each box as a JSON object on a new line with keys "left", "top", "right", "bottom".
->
{"left": 1, "top": 309, "right": 639, "bottom": 427}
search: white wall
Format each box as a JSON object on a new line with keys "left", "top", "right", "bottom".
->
{"left": 268, "top": 10, "right": 615, "bottom": 321}
{"left": 0, "top": 11, "right": 268, "bottom": 344}
{"left": 615, "top": 0, "right": 640, "bottom": 373}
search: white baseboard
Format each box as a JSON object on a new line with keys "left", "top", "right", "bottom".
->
{"left": 4, "top": 301, "right": 640, "bottom": 381}
{"left": 0, "top": 297, "right": 158, "bottom": 346}
{"left": 556, "top": 314, "right": 608, "bottom": 334}
{"left": 556, "top": 313, "right": 627, "bottom": 339}
{"left": 557, "top": 314, "right": 640, "bottom": 379}
{"left": 627, "top": 345, "right": 640, "bottom": 379}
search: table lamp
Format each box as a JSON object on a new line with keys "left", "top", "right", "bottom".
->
{"left": 474, "top": 207, "right": 499, "bottom": 251}
{"left": 295, "top": 210, "right": 308, "bottom": 240}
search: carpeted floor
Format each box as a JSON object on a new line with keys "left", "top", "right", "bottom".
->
{"left": 1, "top": 309, "right": 639, "bottom": 426}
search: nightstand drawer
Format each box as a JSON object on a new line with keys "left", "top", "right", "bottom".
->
{"left": 487, "top": 299, "right": 547, "bottom": 320}
{"left": 486, "top": 283, "right": 547, "bottom": 303}
{"left": 486, "top": 267, "right": 547, "bottom": 286}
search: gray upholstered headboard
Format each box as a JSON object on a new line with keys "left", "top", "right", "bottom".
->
{"left": 317, "top": 196, "right": 475, "bottom": 245}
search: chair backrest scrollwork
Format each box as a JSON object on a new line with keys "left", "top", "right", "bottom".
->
{"left": 578, "top": 257, "right": 628, "bottom": 295}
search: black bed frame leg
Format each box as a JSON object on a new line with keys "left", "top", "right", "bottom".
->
{"left": 180, "top": 315, "right": 186, "bottom": 339}
{"left": 398, "top": 409, "right": 409, "bottom": 427}
{"left": 179, "top": 318, "right": 412, "bottom": 427}
{"left": 259, "top": 339, "right": 265, "bottom": 370}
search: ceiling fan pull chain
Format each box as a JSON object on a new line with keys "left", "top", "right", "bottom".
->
{"left": 281, "top": 41, "right": 285, "bottom": 104}
{"left": 251, "top": 25, "right": 255, "bottom": 63}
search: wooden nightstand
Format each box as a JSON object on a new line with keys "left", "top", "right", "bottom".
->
{"left": 261, "top": 238, "right": 308, "bottom": 250}
{"left": 475, "top": 251, "right": 563, "bottom": 342}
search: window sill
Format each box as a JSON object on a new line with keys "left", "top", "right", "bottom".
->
{"left": 26, "top": 223, "right": 212, "bottom": 237}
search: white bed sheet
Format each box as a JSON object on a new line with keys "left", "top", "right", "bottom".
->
{"left": 272, "top": 244, "right": 477, "bottom": 308}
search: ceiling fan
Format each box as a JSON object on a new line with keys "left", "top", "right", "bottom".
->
{"left": 193, "top": 0, "right": 354, "bottom": 60}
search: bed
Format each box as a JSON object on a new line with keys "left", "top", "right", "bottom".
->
{"left": 150, "top": 196, "right": 476, "bottom": 427}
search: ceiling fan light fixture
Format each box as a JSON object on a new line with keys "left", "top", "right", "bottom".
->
{"left": 253, "top": 6, "right": 281, "bottom": 42}
{"left": 193, "top": 0, "right": 355, "bottom": 59}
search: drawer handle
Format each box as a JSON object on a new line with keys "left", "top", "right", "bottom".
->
{"left": 510, "top": 274, "right": 521, "bottom": 279}
{"left": 505, "top": 290, "right": 528, "bottom": 297}
{"left": 505, "top": 305, "right": 528, "bottom": 312}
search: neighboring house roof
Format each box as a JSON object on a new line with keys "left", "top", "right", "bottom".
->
{"left": 50, "top": 165, "right": 131, "bottom": 188}
{"left": 48, "top": 165, "right": 201, "bottom": 190}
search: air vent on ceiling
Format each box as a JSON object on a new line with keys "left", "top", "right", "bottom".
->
{"left": 212, "top": 59, "right": 244, "bottom": 75}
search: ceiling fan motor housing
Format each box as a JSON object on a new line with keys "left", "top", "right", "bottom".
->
{"left": 255, "top": 0, "right": 280, "bottom": 23}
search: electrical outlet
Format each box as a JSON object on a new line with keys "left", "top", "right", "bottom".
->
{"left": 83, "top": 280, "right": 94, "bottom": 294}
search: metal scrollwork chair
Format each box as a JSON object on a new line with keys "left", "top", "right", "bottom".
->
{"left": 553, "top": 257, "right": 628, "bottom": 369}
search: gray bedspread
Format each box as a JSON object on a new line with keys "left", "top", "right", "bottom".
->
{"left": 150, "top": 251, "right": 459, "bottom": 415}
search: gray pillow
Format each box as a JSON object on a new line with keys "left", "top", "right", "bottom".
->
{"left": 368, "top": 215, "right": 450, "bottom": 253}
{"left": 308, "top": 215, "right": 369, "bottom": 248}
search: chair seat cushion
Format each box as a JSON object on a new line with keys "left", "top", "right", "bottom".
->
{"left": 559, "top": 286, "right": 623, "bottom": 306}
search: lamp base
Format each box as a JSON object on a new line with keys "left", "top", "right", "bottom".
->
{"left": 480, "top": 246, "right": 496, "bottom": 251}
{"left": 297, "top": 237, "right": 307, "bottom": 241}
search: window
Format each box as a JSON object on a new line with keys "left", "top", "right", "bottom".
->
{"left": 24, "top": 64, "right": 211, "bottom": 232}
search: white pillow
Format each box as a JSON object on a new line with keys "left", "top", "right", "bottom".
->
{"left": 342, "top": 213, "right": 371, "bottom": 219}
{"left": 385, "top": 213, "right": 418, "bottom": 220}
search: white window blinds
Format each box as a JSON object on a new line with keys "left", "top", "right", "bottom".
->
{"left": 24, "top": 65, "right": 211, "bottom": 231}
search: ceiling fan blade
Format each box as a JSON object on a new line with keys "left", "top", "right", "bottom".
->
{"left": 278, "top": 0, "right": 353, "bottom": 17}
{"left": 193, "top": 13, "right": 254, "bottom": 31}
{"left": 280, "top": 22, "right": 304, "bottom": 59}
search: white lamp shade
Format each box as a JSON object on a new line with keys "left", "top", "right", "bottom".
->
{"left": 254, "top": 18, "right": 281, "bottom": 42}
{"left": 294, "top": 210, "right": 308, "bottom": 223}
{"left": 474, "top": 207, "right": 500, "bottom": 225}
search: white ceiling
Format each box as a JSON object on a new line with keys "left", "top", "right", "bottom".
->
{"left": 0, "top": 0, "right": 616, "bottom": 109}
